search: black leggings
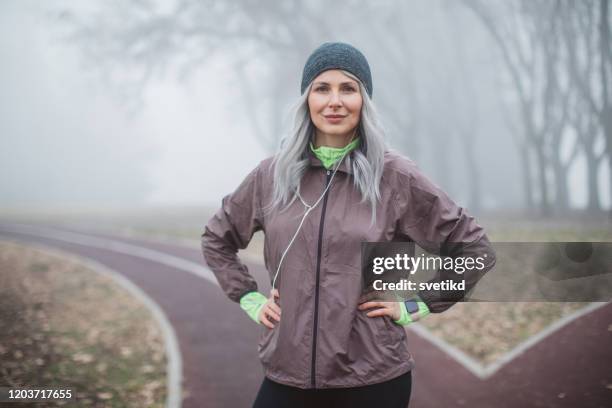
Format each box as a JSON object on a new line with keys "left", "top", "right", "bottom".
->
{"left": 253, "top": 370, "right": 412, "bottom": 408}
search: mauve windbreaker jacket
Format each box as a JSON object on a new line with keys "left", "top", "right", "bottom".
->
{"left": 201, "top": 149, "right": 496, "bottom": 389}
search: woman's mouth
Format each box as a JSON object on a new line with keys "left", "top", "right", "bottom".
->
{"left": 324, "top": 115, "right": 346, "bottom": 124}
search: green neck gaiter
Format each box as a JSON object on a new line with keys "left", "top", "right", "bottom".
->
{"left": 309, "top": 138, "right": 360, "bottom": 170}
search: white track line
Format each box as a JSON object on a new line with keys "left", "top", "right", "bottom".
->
{"left": 0, "top": 238, "right": 183, "bottom": 408}
{"left": 0, "top": 223, "right": 218, "bottom": 284}
{"left": 408, "top": 301, "right": 609, "bottom": 379}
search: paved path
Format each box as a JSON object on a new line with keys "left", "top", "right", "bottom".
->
{"left": 1, "top": 223, "right": 610, "bottom": 408}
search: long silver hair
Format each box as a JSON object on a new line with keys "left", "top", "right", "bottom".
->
{"left": 270, "top": 71, "right": 387, "bottom": 223}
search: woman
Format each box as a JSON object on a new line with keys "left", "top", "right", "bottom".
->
{"left": 202, "top": 42, "right": 496, "bottom": 408}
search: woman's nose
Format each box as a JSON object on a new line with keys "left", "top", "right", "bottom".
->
{"left": 328, "top": 91, "right": 342, "bottom": 107}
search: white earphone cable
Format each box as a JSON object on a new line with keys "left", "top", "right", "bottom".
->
{"left": 271, "top": 152, "right": 349, "bottom": 291}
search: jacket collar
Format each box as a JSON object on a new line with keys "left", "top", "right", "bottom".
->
{"left": 306, "top": 147, "right": 354, "bottom": 174}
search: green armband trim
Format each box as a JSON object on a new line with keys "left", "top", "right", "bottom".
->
{"left": 239, "top": 291, "right": 268, "bottom": 324}
{"left": 394, "top": 301, "right": 411, "bottom": 325}
{"left": 393, "top": 296, "right": 430, "bottom": 326}
{"left": 417, "top": 297, "right": 430, "bottom": 319}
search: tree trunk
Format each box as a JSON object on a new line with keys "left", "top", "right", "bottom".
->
{"left": 460, "top": 129, "right": 482, "bottom": 213}
{"left": 520, "top": 143, "right": 535, "bottom": 211}
{"left": 535, "top": 142, "right": 551, "bottom": 215}
{"left": 584, "top": 147, "right": 602, "bottom": 211}
{"left": 552, "top": 158, "right": 570, "bottom": 212}
{"left": 599, "top": 0, "right": 612, "bottom": 219}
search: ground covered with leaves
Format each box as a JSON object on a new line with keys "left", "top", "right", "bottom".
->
{"left": 418, "top": 301, "right": 589, "bottom": 365}
{"left": 0, "top": 241, "right": 167, "bottom": 407}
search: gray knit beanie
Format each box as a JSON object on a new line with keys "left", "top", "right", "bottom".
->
{"left": 301, "top": 42, "right": 373, "bottom": 97}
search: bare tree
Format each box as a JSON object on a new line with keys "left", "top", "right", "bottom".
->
{"left": 539, "top": 3, "right": 574, "bottom": 211}
{"left": 463, "top": 0, "right": 590, "bottom": 215}
{"left": 365, "top": 2, "right": 423, "bottom": 162}
{"left": 598, "top": 0, "right": 612, "bottom": 217}
{"left": 363, "top": 0, "right": 488, "bottom": 199}
{"left": 55, "top": 0, "right": 339, "bottom": 152}
{"left": 560, "top": 0, "right": 607, "bottom": 211}
{"left": 440, "top": 0, "right": 488, "bottom": 212}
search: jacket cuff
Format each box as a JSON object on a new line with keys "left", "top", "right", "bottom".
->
{"left": 393, "top": 296, "right": 430, "bottom": 326}
{"left": 417, "top": 297, "right": 430, "bottom": 319}
{"left": 394, "top": 302, "right": 411, "bottom": 325}
{"left": 239, "top": 291, "right": 268, "bottom": 324}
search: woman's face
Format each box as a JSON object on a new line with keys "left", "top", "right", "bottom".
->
{"left": 308, "top": 69, "right": 363, "bottom": 145}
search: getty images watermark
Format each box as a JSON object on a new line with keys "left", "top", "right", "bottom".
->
{"left": 361, "top": 242, "right": 612, "bottom": 302}
{"left": 370, "top": 251, "right": 489, "bottom": 292}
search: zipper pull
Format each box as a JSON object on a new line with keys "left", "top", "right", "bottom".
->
{"left": 326, "top": 170, "right": 331, "bottom": 176}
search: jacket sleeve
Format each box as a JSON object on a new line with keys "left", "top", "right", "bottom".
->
{"left": 201, "top": 165, "right": 263, "bottom": 303}
{"left": 393, "top": 166, "right": 496, "bottom": 313}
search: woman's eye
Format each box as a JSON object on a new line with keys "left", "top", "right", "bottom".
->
{"left": 342, "top": 86, "right": 357, "bottom": 92}
{"left": 315, "top": 86, "right": 329, "bottom": 92}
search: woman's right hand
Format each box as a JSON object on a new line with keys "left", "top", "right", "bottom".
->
{"left": 258, "top": 289, "right": 281, "bottom": 329}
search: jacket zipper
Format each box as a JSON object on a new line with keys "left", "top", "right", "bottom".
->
{"left": 311, "top": 169, "right": 332, "bottom": 388}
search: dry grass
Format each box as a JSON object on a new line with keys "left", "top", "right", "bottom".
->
{"left": 417, "top": 302, "right": 589, "bottom": 365}
{"left": 0, "top": 241, "right": 167, "bottom": 407}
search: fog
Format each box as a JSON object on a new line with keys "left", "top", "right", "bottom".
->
{"left": 1, "top": 0, "right": 610, "bottom": 215}
{"left": 0, "top": 0, "right": 266, "bottom": 210}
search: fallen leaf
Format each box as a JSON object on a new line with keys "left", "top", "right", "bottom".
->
{"left": 72, "top": 352, "right": 94, "bottom": 363}
{"left": 97, "top": 392, "right": 113, "bottom": 400}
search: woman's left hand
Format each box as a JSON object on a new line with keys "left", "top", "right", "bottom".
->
{"left": 358, "top": 301, "right": 401, "bottom": 321}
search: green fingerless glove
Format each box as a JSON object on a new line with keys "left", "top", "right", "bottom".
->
{"left": 240, "top": 291, "right": 268, "bottom": 324}
{"left": 393, "top": 297, "right": 430, "bottom": 326}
